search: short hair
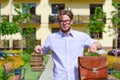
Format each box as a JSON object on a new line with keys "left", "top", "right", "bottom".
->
{"left": 57, "top": 10, "right": 73, "bottom": 22}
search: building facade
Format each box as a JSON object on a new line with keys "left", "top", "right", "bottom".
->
{"left": 0, "top": 0, "right": 119, "bottom": 49}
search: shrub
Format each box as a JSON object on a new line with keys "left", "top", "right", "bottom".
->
{"left": 22, "top": 51, "right": 31, "bottom": 63}
{"left": 0, "top": 67, "right": 4, "bottom": 80}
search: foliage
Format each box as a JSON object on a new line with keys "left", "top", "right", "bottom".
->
{"left": 0, "top": 67, "right": 4, "bottom": 80}
{"left": 109, "top": 1, "right": 120, "bottom": 49}
{"left": 23, "top": 27, "right": 36, "bottom": 54}
{"left": 112, "top": 70, "right": 120, "bottom": 79}
{"left": 0, "top": 3, "right": 32, "bottom": 51}
{"left": 13, "top": 4, "right": 36, "bottom": 54}
{"left": 0, "top": 14, "right": 20, "bottom": 36}
{"left": 0, "top": 50, "right": 24, "bottom": 68}
{"left": 6, "top": 56, "right": 25, "bottom": 68}
{"left": 5, "top": 50, "right": 22, "bottom": 55}
{"left": 23, "top": 26, "right": 35, "bottom": 37}
{"left": 0, "top": 59, "right": 6, "bottom": 67}
{"left": 88, "top": 7, "right": 106, "bottom": 35}
{"left": 0, "top": 56, "right": 24, "bottom": 68}
{"left": 13, "top": 4, "right": 32, "bottom": 24}
{"left": 22, "top": 51, "right": 31, "bottom": 63}
{"left": 87, "top": 52, "right": 100, "bottom": 56}
{"left": 106, "top": 55, "right": 120, "bottom": 68}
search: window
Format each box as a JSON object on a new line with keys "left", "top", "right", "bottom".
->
{"left": 22, "top": 3, "right": 36, "bottom": 15}
{"left": 22, "top": 3, "right": 40, "bottom": 23}
{"left": 90, "top": 4, "right": 102, "bottom": 20}
{"left": 90, "top": 32, "right": 103, "bottom": 39}
{"left": 13, "top": 40, "right": 20, "bottom": 49}
{"left": 52, "top": 28, "right": 59, "bottom": 33}
{"left": 52, "top": 4, "right": 65, "bottom": 14}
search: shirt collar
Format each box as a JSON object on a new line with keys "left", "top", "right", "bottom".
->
{"left": 58, "top": 30, "right": 74, "bottom": 37}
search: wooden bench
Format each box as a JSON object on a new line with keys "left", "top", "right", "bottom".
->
{"left": 3, "top": 62, "right": 25, "bottom": 80}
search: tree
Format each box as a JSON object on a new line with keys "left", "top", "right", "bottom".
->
{"left": 87, "top": 7, "right": 106, "bottom": 39}
{"left": 23, "top": 26, "right": 36, "bottom": 54}
{"left": 110, "top": 1, "right": 120, "bottom": 50}
{"left": 0, "top": 4, "right": 32, "bottom": 51}
{"left": 13, "top": 4, "right": 34, "bottom": 54}
{"left": 13, "top": 4, "right": 32, "bottom": 24}
{"left": 0, "top": 15, "right": 20, "bottom": 50}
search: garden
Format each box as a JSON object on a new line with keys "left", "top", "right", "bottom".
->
{"left": 0, "top": 49, "right": 120, "bottom": 80}
{"left": 0, "top": 49, "right": 49, "bottom": 80}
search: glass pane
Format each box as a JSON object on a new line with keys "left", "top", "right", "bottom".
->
{"left": 52, "top": 28, "right": 59, "bottom": 33}
{"left": 90, "top": 4, "right": 102, "bottom": 19}
{"left": 52, "top": 4, "right": 65, "bottom": 14}
{"left": 22, "top": 3, "right": 36, "bottom": 14}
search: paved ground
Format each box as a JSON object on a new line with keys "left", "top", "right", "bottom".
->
{"left": 39, "top": 55, "right": 53, "bottom": 80}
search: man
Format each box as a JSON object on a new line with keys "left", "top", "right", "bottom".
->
{"left": 34, "top": 9, "right": 97, "bottom": 80}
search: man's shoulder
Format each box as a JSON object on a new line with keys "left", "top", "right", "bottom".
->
{"left": 47, "top": 32, "right": 60, "bottom": 38}
{"left": 72, "top": 30, "right": 88, "bottom": 36}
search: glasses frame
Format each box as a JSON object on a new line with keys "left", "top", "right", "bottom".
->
{"left": 60, "top": 20, "right": 71, "bottom": 24}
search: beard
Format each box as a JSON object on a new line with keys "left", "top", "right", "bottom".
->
{"left": 60, "top": 26, "right": 71, "bottom": 34}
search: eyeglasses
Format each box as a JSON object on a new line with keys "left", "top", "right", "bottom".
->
{"left": 60, "top": 20, "right": 71, "bottom": 24}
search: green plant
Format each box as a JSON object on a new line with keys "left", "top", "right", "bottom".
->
{"left": 22, "top": 51, "right": 31, "bottom": 63}
{"left": 109, "top": 1, "right": 120, "bottom": 50}
{"left": 0, "top": 16, "right": 21, "bottom": 50}
{"left": 111, "top": 2, "right": 120, "bottom": 26}
{"left": 87, "top": 52, "right": 100, "bottom": 56}
{"left": 13, "top": 4, "right": 32, "bottom": 24}
{"left": 0, "top": 4, "right": 32, "bottom": 50}
{"left": 88, "top": 7, "right": 106, "bottom": 39}
{"left": 23, "top": 27, "right": 36, "bottom": 54}
{"left": 13, "top": 4, "right": 36, "bottom": 54}
{"left": 5, "top": 50, "right": 22, "bottom": 55}
{"left": 112, "top": 70, "right": 120, "bottom": 79}
{"left": 0, "top": 67, "right": 4, "bottom": 80}
{"left": 0, "top": 20, "right": 20, "bottom": 36}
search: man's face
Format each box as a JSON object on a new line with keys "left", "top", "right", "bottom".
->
{"left": 59, "top": 15, "right": 73, "bottom": 33}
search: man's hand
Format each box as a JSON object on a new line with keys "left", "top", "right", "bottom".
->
{"left": 34, "top": 45, "right": 42, "bottom": 53}
{"left": 88, "top": 43, "right": 97, "bottom": 53}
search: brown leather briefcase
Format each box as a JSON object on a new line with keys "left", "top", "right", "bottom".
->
{"left": 78, "top": 56, "right": 108, "bottom": 80}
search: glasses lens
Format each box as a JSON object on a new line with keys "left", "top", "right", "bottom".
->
{"left": 60, "top": 20, "right": 71, "bottom": 24}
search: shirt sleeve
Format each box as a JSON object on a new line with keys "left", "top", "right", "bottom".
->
{"left": 42, "top": 35, "right": 51, "bottom": 55}
{"left": 84, "top": 35, "right": 95, "bottom": 47}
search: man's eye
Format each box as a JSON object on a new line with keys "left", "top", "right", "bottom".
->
{"left": 60, "top": 20, "right": 71, "bottom": 23}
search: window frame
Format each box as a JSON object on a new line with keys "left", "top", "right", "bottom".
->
{"left": 51, "top": 4, "right": 65, "bottom": 14}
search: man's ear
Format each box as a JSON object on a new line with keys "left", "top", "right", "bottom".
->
{"left": 70, "top": 20, "right": 73, "bottom": 24}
